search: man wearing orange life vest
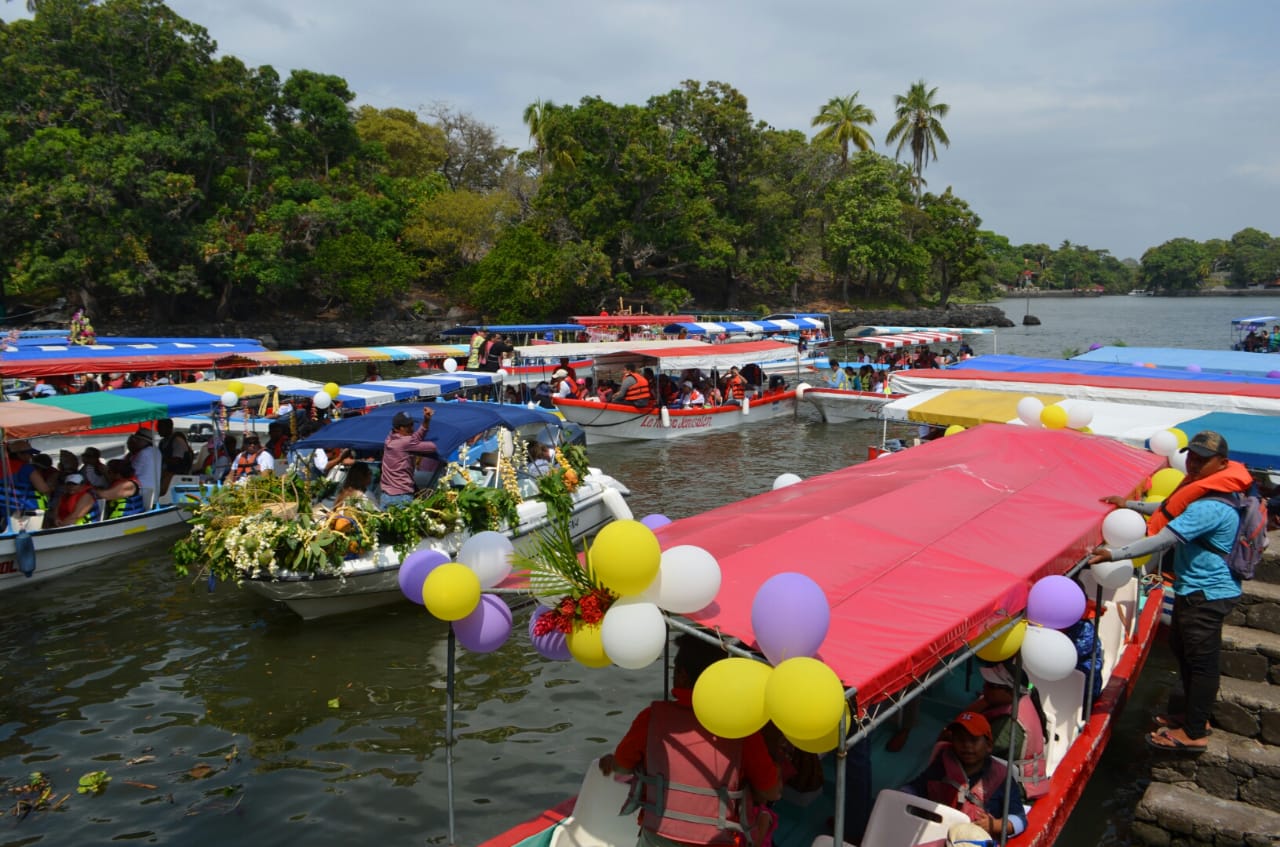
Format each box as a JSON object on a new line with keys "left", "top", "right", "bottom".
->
{"left": 616, "top": 363, "right": 652, "bottom": 408}
{"left": 599, "top": 634, "right": 780, "bottom": 847}
{"left": 721, "top": 367, "right": 746, "bottom": 404}
{"left": 1090, "top": 430, "right": 1244, "bottom": 752}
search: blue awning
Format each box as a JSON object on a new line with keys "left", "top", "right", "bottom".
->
{"left": 1172, "top": 412, "right": 1280, "bottom": 471}
{"left": 1071, "top": 347, "right": 1280, "bottom": 379}
{"left": 332, "top": 373, "right": 496, "bottom": 409}
{"left": 951, "top": 354, "right": 1280, "bottom": 385}
{"left": 292, "top": 401, "right": 559, "bottom": 457}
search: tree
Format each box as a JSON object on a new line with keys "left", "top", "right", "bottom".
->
{"left": 427, "top": 104, "right": 515, "bottom": 192}
{"left": 885, "top": 80, "right": 950, "bottom": 203}
{"left": 918, "top": 188, "right": 985, "bottom": 306}
{"left": 824, "top": 152, "right": 924, "bottom": 302}
{"left": 354, "top": 106, "right": 447, "bottom": 179}
{"left": 1227, "top": 227, "right": 1279, "bottom": 288}
{"left": 810, "top": 93, "right": 876, "bottom": 165}
{"left": 277, "top": 70, "right": 359, "bottom": 178}
{"left": 1139, "top": 238, "right": 1208, "bottom": 293}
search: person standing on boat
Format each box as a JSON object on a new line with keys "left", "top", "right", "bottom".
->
{"left": 1089, "top": 430, "right": 1243, "bottom": 752}
{"left": 379, "top": 407, "right": 439, "bottom": 508}
{"left": 156, "top": 419, "right": 193, "bottom": 495}
{"left": 599, "top": 634, "right": 781, "bottom": 847}
{"left": 127, "top": 428, "right": 162, "bottom": 505}
{"left": 615, "top": 363, "right": 652, "bottom": 408}
{"left": 482, "top": 333, "right": 512, "bottom": 372}
{"left": 467, "top": 329, "right": 487, "bottom": 370}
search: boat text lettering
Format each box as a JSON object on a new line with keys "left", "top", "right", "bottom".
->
{"left": 639, "top": 415, "right": 712, "bottom": 430}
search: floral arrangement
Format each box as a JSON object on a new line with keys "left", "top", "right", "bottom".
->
{"left": 516, "top": 508, "right": 618, "bottom": 636}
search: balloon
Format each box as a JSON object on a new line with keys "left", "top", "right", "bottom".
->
{"left": 1169, "top": 428, "right": 1188, "bottom": 450}
{"left": 528, "top": 607, "right": 571, "bottom": 661}
{"left": 1015, "top": 397, "right": 1044, "bottom": 428}
{"left": 421, "top": 563, "right": 481, "bottom": 621}
{"left": 772, "top": 473, "right": 802, "bottom": 490}
{"left": 1091, "top": 558, "right": 1135, "bottom": 590}
{"left": 457, "top": 530, "right": 515, "bottom": 589}
{"left": 600, "top": 600, "right": 666, "bottom": 669}
{"left": 1148, "top": 430, "right": 1179, "bottom": 458}
{"left": 639, "top": 545, "right": 722, "bottom": 614}
{"left": 228, "top": 380, "right": 246, "bottom": 396}
{"left": 1144, "top": 363, "right": 1157, "bottom": 369}
{"left": 323, "top": 382, "right": 340, "bottom": 399}
{"left": 1102, "top": 508, "right": 1148, "bottom": 547}
{"left": 639, "top": 514, "right": 672, "bottom": 531}
{"left": 588, "top": 520, "right": 661, "bottom": 597}
{"left": 221, "top": 391, "right": 239, "bottom": 407}
{"left": 751, "top": 573, "right": 830, "bottom": 666}
{"left": 1186, "top": 364, "right": 1202, "bottom": 374}
{"left": 1066, "top": 404, "right": 1093, "bottom": 430}
{"left": 1026, "top": 574, "right": 1086, "bottom": 630}
{"left": 764, "top": 657, "right": 846, "bottom": 740}
{"left": 1268, "top": 370, "right": 1280, "bottom": 380}
{"left": 944, "top": 424, "right": 966, "bottom": 437}
{"left": 566, "top": 623, "right": 611, "bottom": 668}
{"left": 1039, "top": 405, "right": 1068, "bottom": 430}
{"left": 495, "top": 368, "right": 508, "bottom": 380}
{"left": 313, "top": 390, "right": 332, "bottom": 410}
{"left": 452, "top": 594, "right": 512, "bottom": 653}
{"left": 1148, "top": 468, "right": 1185, "bottom": 499}
{"left": 443, "top": 358, "right": 459, "bottom": 373}
{"left": 1168, "top": 450, "right": 1188, "bottom": 473}
{"left": 1088, "top": 343, "right": 1102, "bottom": 351}
{"left": 1132, "top": 361, "right": 1145, "bottom": 368}
{"left": 1021, "top": 625, "right": 1078, "bottom": 682}
{"left": 692, "top": 658, "right": 771, "bottom": 739}
{"left": 971, "top": 619, "right": 1027, "bottom": 662}
{"left": 398, "top": 549, "right": 450, "bottom": 603}
{"left": 787, "top": 702, "right": 852, "bottom": 754}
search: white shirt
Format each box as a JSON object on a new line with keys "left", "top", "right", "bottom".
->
{"left": 131, "top": 444, "right": 162, "bottom": 494}
{"left": 554, "top": 380, "right": 573, "bottom": 398}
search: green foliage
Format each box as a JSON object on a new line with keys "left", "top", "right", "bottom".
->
{"left": 1139, "top": 238, "right": 1208, "bottom": 293}
{"left": 77, "top": 771, "right": 111, "bottom": 795}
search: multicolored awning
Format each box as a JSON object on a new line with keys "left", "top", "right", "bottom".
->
{"left": 0, "top": 336, "right": 267, "bottom": 378}
{"left": 853, "top": 331, "right": 962, "bottom": 349}
{"left": 333, "top": 373, "right": 497, "bottom": 409}
{"left": 216, "top": 345, "right": 468, "bottom": 368}
{"left": 663, "top": 318, "right": 828, "bottom": 336}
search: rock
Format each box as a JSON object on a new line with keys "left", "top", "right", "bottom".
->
{"left": 831, "top": 305, "right": 1014, "bottom": 337}
{"left": 1023, "top": 314, "right": 1041, "bottom": 325}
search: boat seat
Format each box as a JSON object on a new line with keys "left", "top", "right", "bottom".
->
{"left": 1098, "top": 604, "right": 1126, "bottom": 686}
{"left": 1027, "top": 669, "right": 1085, "bottom": 774}
{"left": 547, "top": 757, "right": 637, "bottom": 847}
{"left": 859, "top": 789, "right": 969, "bottom": 847}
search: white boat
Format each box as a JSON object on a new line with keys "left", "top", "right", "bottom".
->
{"left": 799, "top": 385, "right": 897, "bottom": 422}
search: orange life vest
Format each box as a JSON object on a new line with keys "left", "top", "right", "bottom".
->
{"left": 231, "top": 450, "right": 262, "bottom": 482}
{"left": 1147, "top": 461, "right": 1253, "bottom": 535}
{"left": 984, "top": 698, "right": 1048, "bottom": 799}
{"left": 623, "top": 373, "right": 651, "bottom": 405}
{"left": 925, "top": 744, "right": 1010, "bottom": 824}
{"left": 723, "top": 373, "right": 746, "bottom": 400}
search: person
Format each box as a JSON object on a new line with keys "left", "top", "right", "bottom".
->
{"left": 327, "top": 462, "right": 376, "bottom": 533}
{"left": 827, "top": 358, "right": 850, "bottom": 390}
{"left": 677, "top": 380, "right": 704, "bottom": 408}
{"left": 482, "top": 333, "right": 511, "bottom": 372}
{"left": 80, "top": 447, "right": 108, "bottom": 488}
{"left": 127, "top": 427, "right": 162, "bottom": 504}
{"left": 958, "top": 341, "right": 974, "bottom": 359}
{"left": 722, "top": 366, "right": 747, "bottom": 405}
{"left": 902, "top": 711, "right": 1027, "bottom": 840}
{"left": 1088, "top": 430, "right": 1243, "bottom": 752}
{"left": 1063, "top": 601, "right": 1104, "bottom": 702}
{"left": 558, "top": 357, "right": 579, "bottom": 385}
{"left": 364, "top": 363, "right": 383, "bottom": 382}
{"left": 959, "top": 662, "right": 1049, "bottom": 800}
{"left": 615, "top": 363, "right": 652, "bottom": 408}
{"left": 99, "top": 459, "right": 146, "bottom": 518}
{"left": 467, "top": 328, "right": 487, "bottom": 370}
{"left": 551, "top": 369, "right": 574, "bottom": 400}
{"left": 526, "top": 441, "right": 554, "bottom": 477}
{"left": 54, "top": 472, "right": 99, "bottom": 527}
{"left": 197, "top": 434, "right": 236, "bottom": 480}
{"left": 156, "top": 418, "right": 194, "bottom": 494}
{"left": 0, "top": 442, "right": 53, "bottom": 523}
{"left": 946, "top": 821, "right": 996, "bottom": 847}
{"left": 380, "top": 407, "right": 440, "bottom": 508}
{"left": 599, "top": 634, "right": 781, "bottom": 847}
{"left": 226, "top": 434, "right": 274, "bottom": 483}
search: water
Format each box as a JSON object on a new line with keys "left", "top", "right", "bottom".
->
{"left": 0, "top": 296, "right": 1268, "bottom": 846}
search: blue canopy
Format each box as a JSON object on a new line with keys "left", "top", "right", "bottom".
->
{"left": 292, "top": 401, "right": 560, "bottom": 457}
{"left": 951, "top": 354, "right": 1280, "bottom": 385}
{"left": 1231, "top": 316, "right": 1279, "bottom": 330}
{"left": 439, "top": 324, "right": 586, "bottom": 336}
{"left": 109, "top": 385, "right": 226, "bottom": 417}
{"left": 663, "top": 317, "right": 827, "bottom": 336}
{"left": 331, "top": 373, "right": 496, "bottom": 410}
{"left": 1173, "top": 412, "right": 1280, "bottom": 471}
{"left": 1071, "top": 346, "right": 1280, "bottom": 378}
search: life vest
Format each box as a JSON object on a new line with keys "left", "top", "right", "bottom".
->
{"left": 625, "top": 701, "right": 749, "bottom": 846}
{"left": 686, "top": 389, "right": 705, "bottom": 407}
{"left": 1147, "top": 461, "right": 1253, "bottom": 535}
{"left": 231, "top": 451, "right": 263, "bottom": 482}
{"left": 467, "top": 334, "right": 485, "bottom": 369}
{"left": 925, "top": 744, "right": 1010, "bottom": 823}
{"left": 623, "top": 373, "right": 651, "bottom": 406}
{"left": 568, "top": 379, "right": 586, "bottom": 400}
{"left": 985, "top": 698, "right": 1048, "bottom": 799}
{"left": 723, "top": 373, "right": 746, "bottom": 401}
{"left": 0, "top": 462, "right": 43, "bottom": 514}
{"left": 104, "top": 478, "right": 144, "bottom": 519}
{"left": 828, "top": 369, "right": 849, "bottom": 390}
{"left": 55, "top": 484, "right": 99, "bottom": 525}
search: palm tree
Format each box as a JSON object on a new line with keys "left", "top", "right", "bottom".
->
{"left": 522, "top": 98, "right": 577, "bottom": 172}
{"left": 522, "top": 99, "right": 556, "bottom": 171}
{"left": 885, "top": 80, "right": 950, "bottom": 202}
{"left": 810, "top": 93, "right": 877, "bottom": 165}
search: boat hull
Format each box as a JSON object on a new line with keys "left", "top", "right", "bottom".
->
{"left": 802, "top": 387, "right": 898, "bottom": 422}
{"left": 554, "top": 393, "right": 798, "bottom": 443}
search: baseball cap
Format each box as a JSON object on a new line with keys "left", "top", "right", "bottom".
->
{"left": 552, "top": 369, "right": 569, "bottom": 379}
{"left": 1182, "top": 430, "right": 1228, "bottom": 458}
{"left": 948, "top": 711, "right": 993, "bottom": 741}
{"left": 392, "top": 411, "right": 415, "bottom": 429}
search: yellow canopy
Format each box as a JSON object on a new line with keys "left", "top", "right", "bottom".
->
{"left": 905, "top": 389, "right": 1065, "bottom": 428}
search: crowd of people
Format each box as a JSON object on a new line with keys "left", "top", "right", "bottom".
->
{"left": 1237, "top": 324, "right": 1280, "bottom": 352}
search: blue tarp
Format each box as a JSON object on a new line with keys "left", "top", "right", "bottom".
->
{"left": 439, "top": 324, "right": 586, "bottom": 336}
{"left": 1071, "top": 346, "right": 1280, "bottom": 378}
{"left": 109, "top": 385, "right": 225, "bottom": 417}
{"left": 292, "top": 401, "right": 560, "bottom": 457}
{"left": 1173, "top": 412, "right": 1280, "bottom": 471}
{"left": 332, "top": 373, "right": 497, "bottom": 409}
{"left": 950, "top": 354, "right": 1280, "bottom": 385}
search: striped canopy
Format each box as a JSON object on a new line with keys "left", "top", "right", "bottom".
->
{"left": 332, "top": 373, "right": 496, "bottom": 410}
{"left": 216, "top": 344, "right": 467, "bottom": 368}
{"left": 663, "top": 317, "right": 827, "bottom": 336}
{"left": 854, "top": 331, "right": 962, "bottom": 349}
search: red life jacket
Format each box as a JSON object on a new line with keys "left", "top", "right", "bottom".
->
{"left": 985, "top": 698, "right": 1048, "bottom": 799}
{"left": 623, "top": 373, "right": 651, "bottom": 405}
{"left": 627, "top": 701, "right": 748, "bottom": 846}
{"left": 55, "top": 483, "right": 98, "bottom": 525}
{"left": 1147, "top": 460, "right": 1253, "bottom": 535}
{"left": 723, "top": 373, "right": 746, "bottom": 400}
{"left": 924, "top": 744, "right": 1010, "bottom": 823}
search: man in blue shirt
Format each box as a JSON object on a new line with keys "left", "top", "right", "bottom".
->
{"left": 1090, "top": 430, "right": 1242, "bottom": 752}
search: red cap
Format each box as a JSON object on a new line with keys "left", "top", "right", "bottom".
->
{"left": 949, "top": 711, "right": 993, "bottom": 741}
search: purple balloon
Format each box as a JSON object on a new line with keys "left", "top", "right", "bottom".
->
{"left": 398, "top": 549, "right": 450, "bottom": 604}
{"left": 1186, "top": 364, "right": 1202, "bottom": 373}
{"left": 1025, "top": 575, "right": 1086, "bottom": 630}
{"left": 1267, "top": 370, "right": 1280, "bottom": 380}
{"left": 529, "top": 606, "right": 571, "bottom": 661}
{"left": 453, "top": 595, "right": 512, "bottom": 653}
{"left": 640, "top": 514, "right": 672, "bottom": 530}
{"left": 751, "top": 573, "right": 830, "bottom": 666}
{"left": 1088, "top": 343, "right": 1102, "bottom": 351}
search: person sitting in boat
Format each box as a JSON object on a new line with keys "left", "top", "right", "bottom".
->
{"left": 826, "top": 358, "right": 848, "bottom": 389}
{"left": 156, "top": 419, "right": 194, "bottom": 495}
{"left": 533, "top": 380, "right": 555, "bottom": 409}
{"left": 380, "top": 407, "right": 439, "bottom": 508}
{"left": 615, "top": 363, "right": 652, "bottom": 408}
{"left": 326, "top": 463, "right": 376, "bottom": 549}
{"left": 1, "top": 441, "right": 55, "bottom": 523}
{"left": 79, "top": 447, "right": 108, "bottom": 488}
{"left": 98, "top": 459, "right": 146, "bottom": 518}
{"left": 901, "top": 710, "right": 1027, "bottom": 840}
{"left": 656, "top": 374, "right": 679, "bottom": 407}
{"left": 196, "top": 434, "right": 236, "bottom": 480}
{"left": 226, "top": 434, "right": 274, "bottom": 483}
{"left": 599, "top": 634, "right": 781, "bottom": 847}
{"left": 1063, "top": 599, "right": 1104, "bottom": 703}
{"left": 557, "top": 357, "right": 579, "bottom": 385}
{"left": 526, "top": 441, "right": 555, "bottom": 477}
{"left": 53, "top": 473, "right": 100, "bottom": 527}
{"left": 365, "top": 363, "right": 383, "bottom": 382}
{"left": 551, "top": 369, "right": 574, "bottom": 400}
{"left": 957, "top": 662, "right": 1049, "bottom": 801}
{"left": 721, "top": 366, "right": 747, "bottom": 405}
{"left": 675, "top": 380, "right": 705, "bottom": 408}
{"left": 958, "top": 341, "right": 974, "bottom": 359}
{"left": 763, "top": 374, "right": 787, "bottom": 397}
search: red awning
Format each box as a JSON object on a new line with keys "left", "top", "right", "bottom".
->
{"left": 572, "top": 315, "right": 696, "bottom": 327}
{"left": 855, "top": 331, "right": 961, "bottom": 349}
{"left": 652, "top": 426, "right": 1163, "bottom": 709}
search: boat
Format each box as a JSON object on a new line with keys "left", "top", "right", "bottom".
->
{"left": 0, "top": 398, "right": 192, "bottom": 590}
{"left": 0, "top": 335, "right": 268, "bottom": 381}
{"left": 799, "top": 383, "right": 897, "bottom": 423}
{"left": 663, "top": 314, "right": 833, "bottom": 348}
{"left": 1231, "top": 315, "right": 1279, "bottom": 351}
{"left": 553, "top": 341, "right": 802, "bottom": 442}
{"left": 476, "top": 426, "right": 1167, "bottom": 847}
{"left": 183, "top": 401, "right": 631, "bottom": 619}
{"left": 1072, "top": 345, "right": 1280, "bottom": 377}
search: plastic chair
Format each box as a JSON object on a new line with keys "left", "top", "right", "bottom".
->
{"left": 1026, "top": 669, "right": 1085, "bottom": 774}
{"left": 547, "top": 757, "right": 637, "bottom": 847}
{"left": 860, "top": 789, "right": 970, "bottom": 847}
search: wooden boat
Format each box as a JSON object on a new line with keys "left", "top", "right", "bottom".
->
{"left": 477, "top": 426, "right": 1166, "bottom": 847}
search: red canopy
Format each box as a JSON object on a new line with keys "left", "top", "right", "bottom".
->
{"left": 655, "top": 426, "right": 1163, "bottom": 709}
{"left": 572, "top": 315, "right": 695, "bottom": 327}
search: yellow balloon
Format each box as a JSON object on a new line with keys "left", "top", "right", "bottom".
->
{"left": 787, "top": 702, "right": 852, "bottom": 754}
{"left": 1169, "top": 428, "right": 1188, "bottom": 450}
{"left": 588, "top": 520, "right": 661, "bottom": 597}
{"left": 1148, "top": 468, "right": 1185, "bottom": 499}
{"left": 1039, "top": 405, "right": 1068, "bottom": 430}
{"left": 764, "top": 657, "right": 845, "bottom": 741}
{"left": 324, "top": 382, "right": 341, "bottom": 399}
{"left": 228, "top": 380, "right": 246, "bottom": 397}
{"left": 421, "top": 563, "right": 481, "bottom": 621}
{"left": 692, "top": 658, "right": 771, "bottom": 739}
{"left": 971, "top": 619, "right": 1027, "bottom": 662}
{"left": 1079, "top": 426, "right": 1094, "bottom": 434}
{"left": 944, "top": 424, "right": 966, "bottom": 437}
{"left": 567, "top": 623, "right": 612, "bottom": 668}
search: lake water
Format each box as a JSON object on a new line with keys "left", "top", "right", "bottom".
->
{"left": 0, "top": 296, "right": 1270, "bottom": 846}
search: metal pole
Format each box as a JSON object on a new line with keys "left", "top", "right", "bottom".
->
{"left": 1083, "top": 585, "right": 1103, "bottom": 720}
{"left": 832, "top": 704, "right": 848, "bottom": 847}
{"left": 997, "top": 654, "right": 1022, "bottom": 847}
{"left": 446, "top": 629, "right": 457, "bottom": 847}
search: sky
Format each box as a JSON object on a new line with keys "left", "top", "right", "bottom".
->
{"left": 14, "top": 1, "right": 1280, "bottom": 260}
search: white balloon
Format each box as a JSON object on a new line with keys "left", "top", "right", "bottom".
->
{"left": 457, "top": 531, "right": 514, "bottom": 589}
{"left": 1168, "top": 450, "right": 1188, "bottom": 473}
{"left": 1148, "top": 430, "right": 1178, "bottom": 458}
{"left": 1021, "top": 625, "right": 1078, "bottom": 682}
{"left": 641, "top": 545, "right": 722, "bottom": 614}
{"left": 495, "top": 368, "right": 508, "bottom": 380}
{"left": 1016, "top": 397, "right": 1044, "bottom": 428}
{"left": 313, "top": 390, "right": 332, "bottom": 409}
{"left": 443, "top": 358, "right": 459, "bottom": 373}
{"left": 1091, "top": 558, "right": 1134, "bottom": 590}
{"left": 221, "top": 391, "right": 239, "bottom": 407}
{"left": 600, "top": 600, "right": 667, "bottom": 670}
{"left": 773, "top": 473, "right": 802, "bottom": 490}
{"left": 1102, "top": 508, "right": 1147, "bottom": 547}
{"left": 1066, "top": 404, "right": 1094, "bottom": 430}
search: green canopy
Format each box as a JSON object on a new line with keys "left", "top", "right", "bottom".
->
{"left": 29, "top": 393, "right": 169, "bottom": 430}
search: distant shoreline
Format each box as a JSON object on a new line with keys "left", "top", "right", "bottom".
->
{"left": 1003, "top": 289, "right": 1280, "bottom": 298}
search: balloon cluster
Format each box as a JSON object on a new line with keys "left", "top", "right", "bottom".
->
{"left": 1015, "top": 397, "right": 1093, "bottom": 432}
{"left": 1147, "top": 427, "right": 1188, "bottom": 473}
{"left": 220, "top": 380, "right": 247, "bottom": 408}
{"left": 399, "top": 532, "right": 516, "bottom": 652}
{"left": 692, "top": 573, "right": 849, "bottom": 754}
{"left": 313, "top": 382, "right": 340, "bottom": 411}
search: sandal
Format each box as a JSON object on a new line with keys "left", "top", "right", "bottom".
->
{"left": 1145, "top": 728, "right": 1207, "bottom": 754}
{"left": 1153, "top": 714, "right": 1211, "bottom": 736}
